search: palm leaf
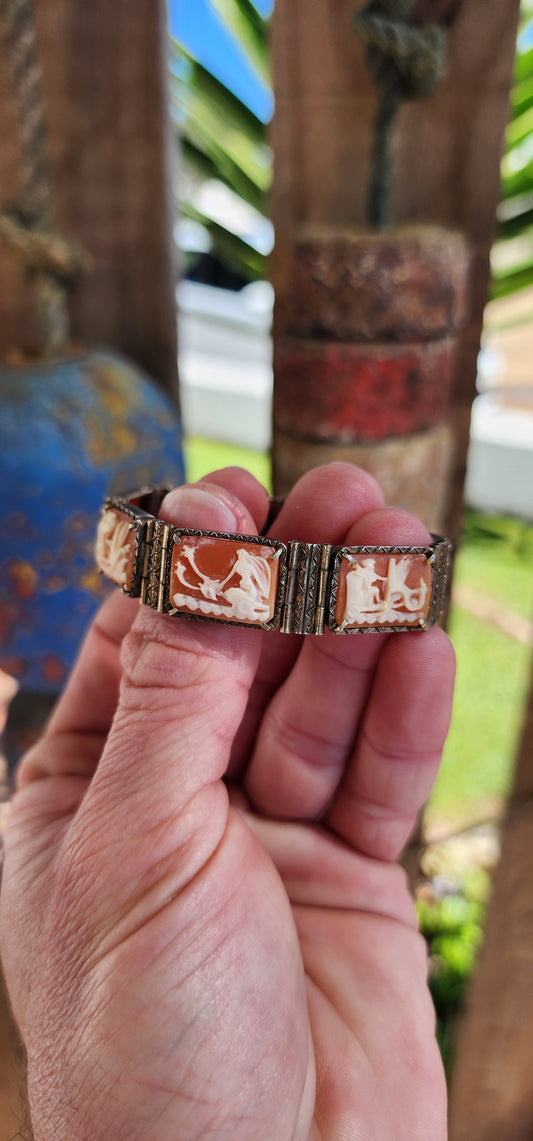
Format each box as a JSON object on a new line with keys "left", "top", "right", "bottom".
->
{"left": 181, "top": 202, "right": 266, "bottom": 279}
{"left": 506, "top": 103, "right": 533, "bottom": 147}
{"left": 493, "top": 9, "right": 533, "bottom": 298}
{"left": 209, "top": 0, "right": 270, "bottom": 86}
{"left": 509, "top": 73, "right": 533, "bottom": 118}
{"left": 175, "top": 80, "right": 271, "bottom": 194}
{"left": 172, "top": 15, "right": 271, "bottom": 283}
{"left": 181, "top": 138, "right": 267, "bottom": 214}
{"left": 171, "top": 47, "right": 267, "bottom": 146}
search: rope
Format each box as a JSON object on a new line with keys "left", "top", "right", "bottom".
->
{"left": 0, "top": 0, "right": 50, "bottom": 226}
{"left": 0, "top": 0, "right": 85, "bottom": 355}
{"left": 0, "top": 212, "right": 89, "bottom": 277}
{"left": 354, "top": 0, "right": 448, "bottom": 229}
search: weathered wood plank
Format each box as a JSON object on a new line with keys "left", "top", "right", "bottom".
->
{"left": 270, "top": 0, "right": 520, "bottom": 542}
{"left": 449, "top": 658, "right": 533, "bottom": 1141}
{"left": 0, "top": 0, "right": 179, "bottom": 401}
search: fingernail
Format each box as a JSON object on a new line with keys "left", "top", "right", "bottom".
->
{"left": 160, "top": 486, "right": 239, "bottom": 532}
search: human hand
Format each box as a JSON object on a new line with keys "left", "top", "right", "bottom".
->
{"left": 0, "top": 464, "right": 455, "bottom": 1141}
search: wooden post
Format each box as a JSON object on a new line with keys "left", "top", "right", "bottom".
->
{"left": 270, "top": 0, "right": 520, "bottom": 542}
{"left": 0, "top": 0, "right": 179, "bottom": 402}
{"left": 449, "top": 653, "right": 533, "bottom": 1141}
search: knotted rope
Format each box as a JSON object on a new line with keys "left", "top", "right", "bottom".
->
{"left": 354, "top": 0, "right": 448, "bottom": 229}
{"left": 0, "top": 211, "right": 89, "bottom": 276}
{"left": 0, "top": 0, "right": 87, "bottom": 356}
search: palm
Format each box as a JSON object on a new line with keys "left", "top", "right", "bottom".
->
{"left": 0, "top": 465, "right": 453, "bottom": 1141}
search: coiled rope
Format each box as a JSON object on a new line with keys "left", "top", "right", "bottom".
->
{"left": 354, "top": 0, "right": 448, "bottom": 229}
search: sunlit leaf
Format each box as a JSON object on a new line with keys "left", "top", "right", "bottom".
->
{"left": 182, "top": 201, "right": 267, "bottom": 278}
{"left": 171, "top": 45, "right": 266, "bottom": 145}
{"left": 506, "top": 103, "right": 533, "bottom": 147}
{"left": 174, "top": 78, "right": 271, "bottom": 191}
{"left": 513, "top": 42, "right": 533, "bottom": 85}
{"left": 209, "top": 0, "right": 271, "bottom": 87}
{"left": 510, "top": 73, "right": 533, "bottom": 117}
{"left": 496, "top": 15, "right": 533, "bottom": 300}
{"left": 181, "top": 138, "right": 267, "bottom": 213}
{"left": 171, "top": 15, "right": 271, "bottom": 282}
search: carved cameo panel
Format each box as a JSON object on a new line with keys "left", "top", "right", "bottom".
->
{"left": 96, "top": 508, "right": 136, "bottom": 590}
{"left": 335, "top": 551, "right": 432, "bottom": 629}
{"left": 170, "top": 535, "right": 282, "bottom": 626}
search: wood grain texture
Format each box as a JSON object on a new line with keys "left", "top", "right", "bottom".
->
{"left": 0, "top": 0, "right": 179, "bottom": 401}
{"left": 449, "top": 662, "right": 533, "bottom": 1141}
{"left": 270, "top": 0, "right": 521, "bottom": 541}
{"left": 272, "top": 422, "right": 453, "bottom": 532}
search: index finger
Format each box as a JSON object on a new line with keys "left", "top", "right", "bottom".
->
{"left": 19, "top": 469, "right": 269, "bottom": 786}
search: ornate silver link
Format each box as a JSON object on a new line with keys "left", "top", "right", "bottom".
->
{"left": 280, "top": 543, "right": 332, "bottom": 635}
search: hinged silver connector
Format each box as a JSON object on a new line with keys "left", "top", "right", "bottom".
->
{"left": 280, "top": 542, "right": 332, "bottom": 635}
{"left": 143, "top": 519, "right": 172, "bottom": 612}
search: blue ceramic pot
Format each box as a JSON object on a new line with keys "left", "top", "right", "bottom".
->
{"left": 0, "top": 349, "right": 185, "bottom": 692}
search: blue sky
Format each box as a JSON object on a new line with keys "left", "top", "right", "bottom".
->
{"left": 169, "top": 0, "right": 274, "bottom": 123}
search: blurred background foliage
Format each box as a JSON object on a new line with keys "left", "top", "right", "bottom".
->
{"left": 171, "top": 0, "right": 271, "bottom": 287}
{"left": 493, "top": 0, "right": 533, "bottom": 298}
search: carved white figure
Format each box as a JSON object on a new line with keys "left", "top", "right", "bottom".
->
{"left": 385, "top": 557, "right": 428, "bottom": 613}
{"left": 223, "top": 547, "right": 272, "bottom": 620}
{"left": 344, "top": 559, "right": 386, "bottom": 618}
{"left": 97, "top": 512, "right": 133, "bottom": 587}
{"left": 342, "top": 555, "right": 428, "bottom": 626}
{"left": 173, "top": 542, "right": 274, "bottom": 623}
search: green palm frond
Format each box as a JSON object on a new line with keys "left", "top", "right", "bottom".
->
{"left": 209, "top": 0, "right": 270, "bottom": 86}
{"left": 173, "top": 60, "right": 271, "bottom": 201}
{"left": 171, "top": 6, "right": 272, "bottom": 284}
{"left": 493, "top": 7, "right": 533, "bottom": 298}
{"left": 182, "top": 201, "right": 267, "bottom": 279}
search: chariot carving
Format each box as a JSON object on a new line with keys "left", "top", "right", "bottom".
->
{"left": 341, "top": 554, "right": 429, "bottom": 627}
{"left": 171, "top": 538, "right": 279, "bottom": 624}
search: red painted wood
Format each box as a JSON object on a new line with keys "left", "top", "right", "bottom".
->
{"left": 274, "top": 337, "right": 456, "bottom": 441}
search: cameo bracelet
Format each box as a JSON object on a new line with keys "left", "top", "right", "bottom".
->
{"left": 96, "top": 488, "right": 453, "bottom": 636}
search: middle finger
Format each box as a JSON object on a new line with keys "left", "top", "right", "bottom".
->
{"left": 227, "top": 462, "right": 385, "bottom": 775}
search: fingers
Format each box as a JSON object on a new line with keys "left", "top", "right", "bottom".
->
{"left": 73, "top": 477, "right": 265, "bottom": 850}
{"left": 244, "top": 506, "right": 431, "bottom": 820}
{"left": 229, "top": 463, "right": 385, "bottom": 775}
{"left": 19, "top": 469, "right": 269, "bottom": 790}
{"left": 46, "top": 591, "right": 139, "bottom": 738}
{"left": 326, "top": 625, "right": 456, "bottom": 861}
{"left": 239, "top": 812, "right": 417, "bottom": 926}
{"left": 196, "top": 466, "right": 271, "bottom": 531}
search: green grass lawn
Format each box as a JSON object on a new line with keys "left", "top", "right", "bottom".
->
{"left": 455, "top": 512, "right": 533, "bottom": 620}
{"left": 427, "top": 513, "right": 532, "bottom": 828}
{"left": 426, "top": 604, "right": 531, "bottom": 828}
{"left": 184, "top": 436, "right": 532, "bottom": 828}
{"left": 184, "top": 436, "right": 272, "bottom": 490}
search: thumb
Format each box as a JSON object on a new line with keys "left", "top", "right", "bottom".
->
{"left": 69, "top": 482, "right": 263, "bottom": 933}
